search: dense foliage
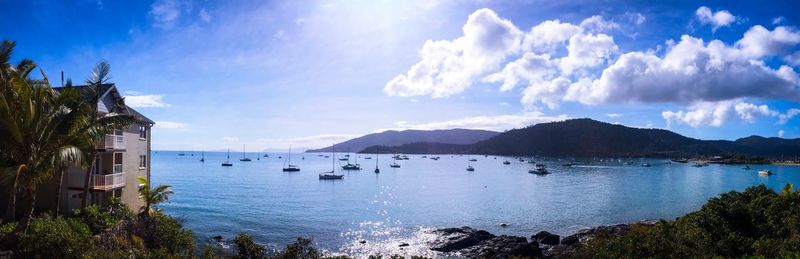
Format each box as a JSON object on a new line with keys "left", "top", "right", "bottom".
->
{"left": 578, "top": 184, "right": 800, "bottom": 258}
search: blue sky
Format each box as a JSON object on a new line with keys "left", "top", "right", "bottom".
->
{"left": 3, "top": 0, "right": 800, "bottom": 151}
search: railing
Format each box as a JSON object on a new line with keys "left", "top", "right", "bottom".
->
{"left": 97, "top": 134, "right": 125, "bottom": 150}
{"left": 113, "top": 164, "right": 123, "bottom": 174}
{"left": 92, "top": 172, "right": 125, "bottom": 191}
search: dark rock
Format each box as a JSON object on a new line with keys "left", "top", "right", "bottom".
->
{"left": 429, "top": 227, "right": 540, "bottom": 258}
{"left": 500, "top": 223, "right": 509, "bottom": 227}
{"left": 398, "top": 242, "right": 409, "bottom": 247}
{"left": 212, "top": 235, "right": 223, "bottom": 242}
{"left": 430, "top": 227, "right": 495, "bottom": 252}
{"left": 532, "top": 231, "right": 560, "bottom": 245}
{"left": 358, "top": 240, "right": 366, "bottom": 244}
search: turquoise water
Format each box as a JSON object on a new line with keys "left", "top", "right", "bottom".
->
{"left": 151, "top": 151, "right": 798, "bottom": 256}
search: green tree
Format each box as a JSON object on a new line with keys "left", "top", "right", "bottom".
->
{"left": 136, "top": 176, "right": 174, "bottom": 218}
{"left": 0, "top": 40, "right": 134, "bottom": 237}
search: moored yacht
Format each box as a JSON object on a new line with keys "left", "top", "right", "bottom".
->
{"left": 221, "top": 149, "right": 233, "bottom": 167}
{"left": 282, "top": 145, "right": 301, "bottom": 172}
{"left": 758, "top": 169, "right": 772, "bottom": 176}
{"left": 320, "top": 147, "right": 344, "bottom": 180}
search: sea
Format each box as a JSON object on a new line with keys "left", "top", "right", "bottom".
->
{"left": 151, "top": 151, "right": 799, "bottom": 257}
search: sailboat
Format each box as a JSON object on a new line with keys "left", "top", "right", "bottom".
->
{"left": 239, "top": 145, "right": 252, "bottom": 161}
{"left": 389, "top": 153, "right": 401, "bottom": 168}
{"left": 200, "top": 150, "right": 205, "bottom": 162}
{"left": 282, "top": 145, "right": 300, "bottom": 172}
{"left": 319, "top": 145, "right": 344, "bottom": 180}
{"left": 374, "top": 154, "right": 380, "bottom": 173}
{"left": 466, "top": 160, "right": 475, "bottom": 171}
{"left": 342, "top": 153, "right": 361, "bottom": 170}
{"left": 221, "top": 149, "right": 233, "bottom": 167}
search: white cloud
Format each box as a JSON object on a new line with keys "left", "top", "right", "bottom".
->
{"left": 569, "top": 33, "right": 800, "bottom": 105}
{"left": 695, "top": 6, "right": 737, "bottom": 31}
{"left": 579, "top": 15, "right": 620, "bottom": 33}
{"left": 779, "top": 130, "right": 785, "bottom": 137}
{"left": 149, "top": 0, "right": 182, "bottom": 29}
{"left": 483, "top": 52, "right": 555, "bottom": 91}
{"left": 558, "top": 33, "right": 617, "bottom": 75}
{"left": 778, "top": 108, "right": 800, "bottom": 124}
{"left": 607, "top": 113, "right": 622, "bottom": 118}
{"left": 388, "top": 112, "right": 569, "bottom": 131}
{"left": 736, "top": 25, "right": 800, "bottom": 59}
{"left": 733, "top": 102, "right": 778, "bottom": 122}
{"left": 387, "top": 8, "right": 800, "bottom": 127}
{"left": 124, "top": 93, "right": 171, "bottom": 108}
{"left": 384, "top": 8, "right": 521, "bottom": 98}
{"left": 153, "top": 121, "right": 189, "bottom": 131}
{"left": 662, "top": 101, "right": 734, "bottom": 127}
{"left": 784, "top": 51, "right": 800, "bottom": 66}
{"left": 199, "top": 9, "right": 211, "bottom": 23}
{"left": 773, "top": 16, "right": 787, "bottom": 25}
{"left": 625, "top": 12, "right": 646, "bottom": 25}
{"left": 522, "top": 20, "right": 581, "bottom": 52}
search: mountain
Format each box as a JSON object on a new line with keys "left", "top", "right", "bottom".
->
{"left": 361, "top": 142, "right": 470, "bottom": 154}
{"left": 305, "top": 129, "right": 499, "bottom": 153}
{"left": 356, "top": 119, "right": 800, "bottom": 158}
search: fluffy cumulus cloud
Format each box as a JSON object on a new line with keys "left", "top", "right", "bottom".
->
{"left": 384, "top": 8, "right": 521, "bottom": 98}
{"left": 695, "top": 6, "right": 737, "bottom": 31}
{"left": 663, "top": 101, "right": 787, "bottom": 127}
{"left": 387, "top": 8, "right": 800, "bottom": 127}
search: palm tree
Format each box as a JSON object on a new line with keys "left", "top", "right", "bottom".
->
{"left": 0, "top": 40, "right": 134, "bottom": 234}
{"left": 136, "top": 176, "right": 173, "bottom": 218}
{"left": 76, "top": 60, "right": 133, "bottom": 212}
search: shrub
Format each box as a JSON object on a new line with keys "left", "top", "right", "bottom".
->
{"left": 16, "top": 215, "right": 96, "bottom": 258}
{"left": 150, "top": 213, "right": 196, "bottom": 258}
{"left": 578, "top": 184, "right": 800, "bottom": 258}
{"left": 234, "top": 232, "right": 266, "bottom": 259}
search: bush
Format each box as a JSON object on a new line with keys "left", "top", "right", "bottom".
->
{"left": 16, "top": 215, "right": 96, "bottom": 258}
{"left": 578, "top": 184, "right": 800, "bottom": 258}
{"left": 234, "top": 232, "right": 266, "bottom": 259}
{"left": 150, "top": 213, "right": 196, "bottom": 258}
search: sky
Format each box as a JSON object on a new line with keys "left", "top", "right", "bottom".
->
{"left": 2, "top": 0, "right": 800, "bottom": 151}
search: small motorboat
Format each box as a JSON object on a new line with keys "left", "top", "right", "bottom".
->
{"left": 758, "top": 169, "right": 772, "bottom": 176}
{"left": 469, "top": 158, "right": 478, "bottom": 162}
{"left": 466, "top": 165, "right": 475, "bottom": 171}
{"left": 503, "top": 160, "right": 511, "bottom": 165}
{"left": 529, "top": 167, "right": 549, "bottom": 175}
{"left": 342, "top": 163, "right": 361, "bottom": 170}
{"left": 642, "top": 163, "right": 651, "bottom": 167}
{"left": 389, "top": 162, "right": 401, "bottom": 168}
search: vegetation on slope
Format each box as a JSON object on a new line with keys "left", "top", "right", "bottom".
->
{"left": 577, "top": 184, "right": 800, "bottom": 258}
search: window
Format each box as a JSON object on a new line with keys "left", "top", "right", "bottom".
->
{"left": 139, "top": 155, "right": 147, "bottom": 169}
{"left": 139, "top": 126, "right": 147, "bottom": 139}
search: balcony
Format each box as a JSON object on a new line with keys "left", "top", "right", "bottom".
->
{"left": 97, "top": 134, "right": 125, "bottom": 150}
{"left": 92, "top": 172, "right": 125, "bottom": 191}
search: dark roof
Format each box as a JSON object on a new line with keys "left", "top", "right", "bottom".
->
{"left": 52, "top": 83, "right": 155, "bottom": 126}
{"left": 126, "top": 106, "right": 155, "bottom": 125}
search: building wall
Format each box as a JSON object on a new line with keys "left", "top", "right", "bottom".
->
{"left": 119, "top": 122, "right": 151, "bottom": 212}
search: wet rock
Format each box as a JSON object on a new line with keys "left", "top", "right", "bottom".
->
{"left": 398, "top": 242, "right": 409, "bottom": 247}
{"left": 358, "top": 240, "right": 366, "bottom": 244}
{"left": 430, "top": 227, "right": 495, "bottom": 252}
{"left": 429, "top": 227, "right": 539, "bottom": 258}
{"left": 500, "top": 223, "right": 509, "bottom": 227}
{"left": 532, "top": 231, "right": 560, "bottom": 246}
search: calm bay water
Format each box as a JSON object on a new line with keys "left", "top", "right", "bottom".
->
{"left": 152, "top": 151, "right": 799, "bottom": 256}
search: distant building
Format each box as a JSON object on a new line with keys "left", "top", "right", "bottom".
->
{"left": 37, "top": 84, "right": 154, "bottom": 214}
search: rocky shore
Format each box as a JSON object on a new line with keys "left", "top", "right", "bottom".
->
{"left": 427, "top": 221, "right": 656, "bottom": 258}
